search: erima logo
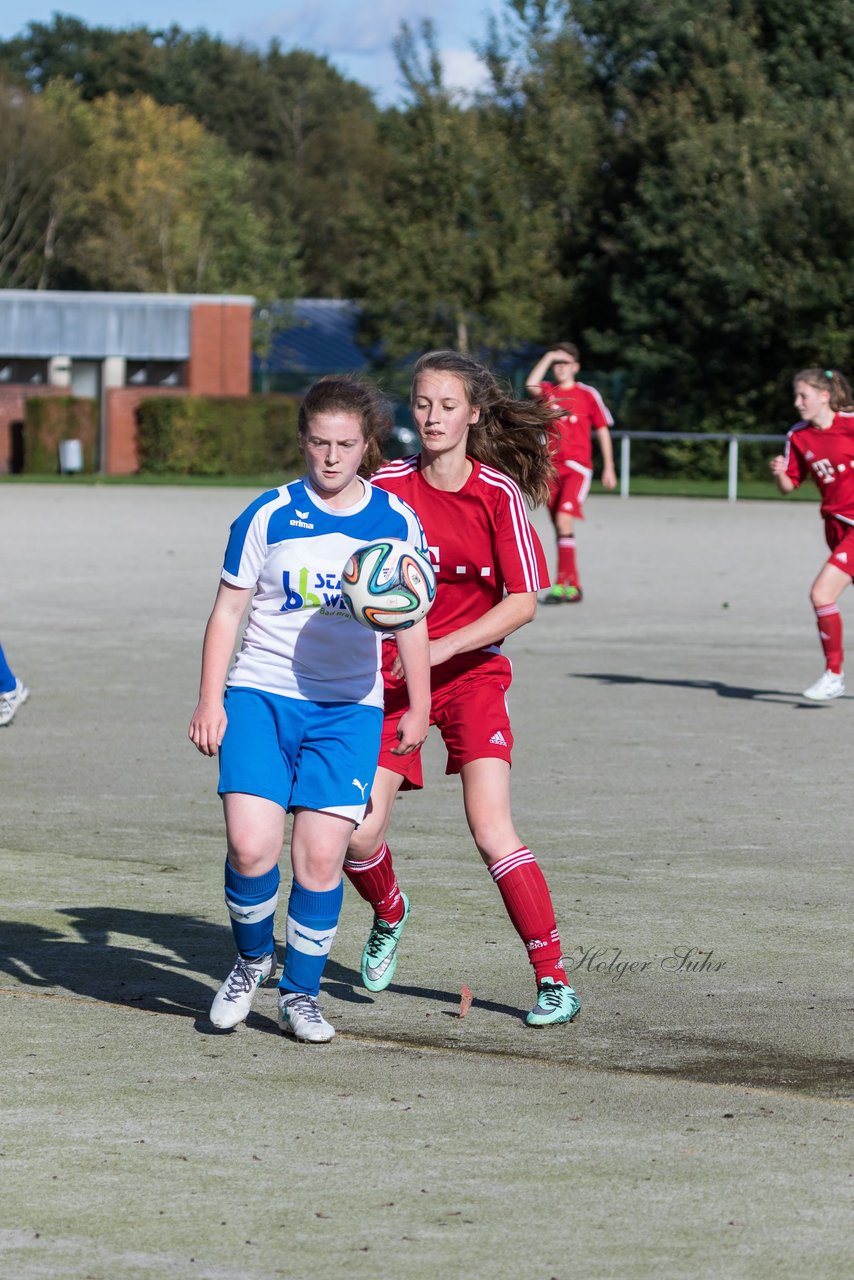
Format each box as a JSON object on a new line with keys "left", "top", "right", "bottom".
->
{"left": 290, "top": 517, "right": 314, "bottom": 529}
{"left": 296, "top": 509, "right": 310, "bottom": 519}
{"left": 352, "top": 777, "right": 368, "bottom": 799}
{"left": 489, "top": 730, "right": 508, "bottom": 746}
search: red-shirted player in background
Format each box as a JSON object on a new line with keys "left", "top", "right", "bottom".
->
{"left": 771, "top": 367, "right": 854, "bottom": 701}
{"left": 525, "top": 342, "right": 617, "bottom": 603}
{"left": 342, "top": 350, "right": 581, "bottom": 1028}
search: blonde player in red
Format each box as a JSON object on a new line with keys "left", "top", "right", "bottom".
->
{"left": 525, "top": 342, "right": 616, "bottom": 602}
{"left": 771, "top": 367, "right": 854, "bottom": 702}
{"left": 342, "top": 350, "right": 581, "bottom": 1027}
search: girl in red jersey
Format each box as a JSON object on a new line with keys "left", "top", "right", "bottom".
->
{"left": 342, "top": 350, "right": 581, "bottom": 1028}
{"left": 525, "top": 342, "right": 617, "bottom": 603}
{"left": 771, "top": 367, "right": 854, "bottom": 701}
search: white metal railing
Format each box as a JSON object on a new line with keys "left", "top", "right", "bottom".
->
{"left": 616, "top": 432, "right": 786, "bottom": 502}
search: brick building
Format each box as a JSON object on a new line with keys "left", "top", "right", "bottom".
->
{"left": 0, "top": 290, "right": 254, "bottom": 474}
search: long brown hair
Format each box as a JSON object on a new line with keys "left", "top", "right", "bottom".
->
{"left": 793, "top": 368, "right": 854, "bottom": 413}
{"left": 411, "top": 351, "right": 557, "bottom": 506}
{"left": 298, "top": 376, "right": 392, "bottom": 476}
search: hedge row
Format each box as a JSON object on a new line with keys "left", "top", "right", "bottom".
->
{"left": 23, "top": 397, "right": 98, "bottom": 473}
{"left": 136, "top": 395, "right": 302, "bottom": 475}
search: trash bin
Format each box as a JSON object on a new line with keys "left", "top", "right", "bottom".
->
{"left": 58, "top": 439, "right": 84, "bottom": 474}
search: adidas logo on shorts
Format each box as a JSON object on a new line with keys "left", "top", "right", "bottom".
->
{"left": 489, "top": 730, "right": 508, "bottom": 746}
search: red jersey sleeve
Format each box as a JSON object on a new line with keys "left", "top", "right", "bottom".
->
{"left": 582, "top": 384, "right": 613, "bottom": 430}
{"left": 478, "top": 465, "right": 550, "bottom": 592}
{"left": 783, "top": 425, "right": 810, "bottom": 489}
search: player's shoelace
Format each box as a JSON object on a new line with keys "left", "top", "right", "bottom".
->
{"left": 365, "top": 919, "right": 398, "bottom": 956}
{"left": 283, "top": 994, "right": 325, "bottom": 1024}
{"left": 536, "top": 984, "right": 567, "bottom": 1011}
{"left": 223, "top": 958, "right": 261, "bottom": 1003}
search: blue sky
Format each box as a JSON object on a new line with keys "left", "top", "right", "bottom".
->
{"left": 0, "top": 3, "right": 505, "bottom": 104}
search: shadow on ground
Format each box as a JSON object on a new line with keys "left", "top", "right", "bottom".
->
{"left": 2, "top": 909, "right": 851, "bottom": 1097}
{"left": 0, "top": 908, "right": 519, "bottom": 1026}
{"left": 573, "top": 672, "right": 835, "bottom": 706}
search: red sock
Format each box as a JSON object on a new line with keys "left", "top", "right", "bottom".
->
{"left": 489, "top": 848, "right": 567, "bottom": 985}
{"left": 815, "top": 604, "right": 844, "bottom": 673}
{"left": 343, "top": 842, "right": 405, "bottom": 925}
{"left": 556, "top": 537, "right": 578, "bottom": 588}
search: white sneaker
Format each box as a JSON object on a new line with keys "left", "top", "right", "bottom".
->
{"left": 278, "top": 990, "right": 335, "bottom": 1043}
{"left": 0, "top": 679, "right": 29, "bottom": 727}
{"left": 210, "top": 951, "right": 277, "bottom": 1028}
{"left": 802, "top": 670, "right": 845, "bottom": 702}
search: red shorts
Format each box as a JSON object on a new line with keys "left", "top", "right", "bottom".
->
{"left": 824, "top": 517, "right": 854, "bottom": 577}
{"left": 380, "top": 645, "right": 514, "bottom": 791}
{"left": 548, "top": 459, "right": 592, "bottom": 520}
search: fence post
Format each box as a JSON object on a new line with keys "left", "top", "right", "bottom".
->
{"left": 620, "top": 433, "right": 631, "bottom": 498}
{"left": 727, "top": 437, "right": 739, "bottom": 502}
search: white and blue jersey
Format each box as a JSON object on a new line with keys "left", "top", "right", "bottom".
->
{"left": 222, "top": 476, "right": 426, "bottom": 707}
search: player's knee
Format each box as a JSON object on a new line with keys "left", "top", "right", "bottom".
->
{"left": 347, "top": 821, "right": 383, "bottom": 860}
{"left": 225, "top": 838, "right": 277, "bottom": 877}
{"left": 468, "top": 819, "right": 517, "bottom": 863}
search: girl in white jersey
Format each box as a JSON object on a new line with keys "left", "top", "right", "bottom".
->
{"left": 771, "top": 367, "right": 854, "bottom": 701}
{"left": 189, "top": 377, "right": 430, "bottom": 1042}
{"left": 342, "top": 351, "right": 582, "bottom": 1028}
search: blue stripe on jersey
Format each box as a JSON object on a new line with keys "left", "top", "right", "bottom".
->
{"left": 223, "top": 488, "right": 281, "bottom": 577}
{"left": 266, "top": 482, "right": 414, "bottom": 547}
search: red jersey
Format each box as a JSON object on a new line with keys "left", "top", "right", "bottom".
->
{"left": 538, "top": 380, "right": 613, "bottom": 469}
{"left": 784, "top": 412, "right": 854, "bottom": 522}
{"left": 371, "top": 456, "right": 549, "bottom": 643}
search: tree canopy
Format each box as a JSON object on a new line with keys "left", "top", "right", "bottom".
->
{"left": 0, "top": 3, "right": 850, "bottom": 431}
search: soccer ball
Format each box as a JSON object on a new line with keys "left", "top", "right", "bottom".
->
{"left": 341, "top": 539, "right": 437, "bottom": 632}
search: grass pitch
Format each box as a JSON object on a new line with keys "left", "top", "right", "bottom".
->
{"left": 0, "top": 486, "right": 851, "bottom": 1280}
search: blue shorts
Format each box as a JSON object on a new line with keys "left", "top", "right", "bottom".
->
{"left": 218, "top": 687, "right": 383, "bottom": 822}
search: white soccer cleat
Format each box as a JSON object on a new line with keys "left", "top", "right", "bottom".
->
{"left": 210, "top": 951, "right": 277, "bottom": 1028}
{"left": 802, "top": 670, "right": 845, "bottom": 702}
{"left": 0, "top": 679, "right": 29, "bottom": 727}
{"left": 278, "top": 990, "right": 335, "bottom": 1042}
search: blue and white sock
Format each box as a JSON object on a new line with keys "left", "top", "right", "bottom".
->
{"left": 279, "top": 878, "right": 343, "bottom": 997}
{"left": 223, "top": 861, "right": 280, "bottom": 960}
{"left": 0, "top": 643, "right": 16, "bottom": 694}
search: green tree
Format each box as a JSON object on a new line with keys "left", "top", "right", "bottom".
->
{"left": 496, "top": 0, "right": 854, "bottom": 429}
{"left": 0, "top": 17, "right": 386, "bottom": 300}
{"left": 0, "top": 80, "right": 78, "bottom": 288}
{"left": 356, "top": 20, "right": 560, "bottom": 363}
{"left": 43, "top": 82, "right": 300, "bottom": 297}
{"left": 480, "top": 2, "right": 608, "bottom": 345}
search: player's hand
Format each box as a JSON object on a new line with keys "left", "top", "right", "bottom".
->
{"left": 390, "top": 708, "right": 429, "bottom": 755}
{"left": 388, "top": 653, "right": 405, "bottom": 682}
{"left": 188, "top": 700, "right": 227, "bottom": 756}
{"left": 770, "top": 455, "right": 787, "bottom": 476}
{"left": 601, "top": 464, "right": 618, "bottom": 490}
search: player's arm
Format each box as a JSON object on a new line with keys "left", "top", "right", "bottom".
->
{"left": 595, "top": 424, "right": 618, "bottom": 490}
{"left": 770, "top": 454, "right": 796, "bottom": 494}
{"left": 429, "top": 592, "right": 537, "bottom": 667}
{"left": 392, "top": 618, "right": 431, "bottom": 755}
{"left": 188, "top": 581, "right": 252, "bottom": 756}
{"left": 525, "top": 351, "right": 561, "bottom": 395}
